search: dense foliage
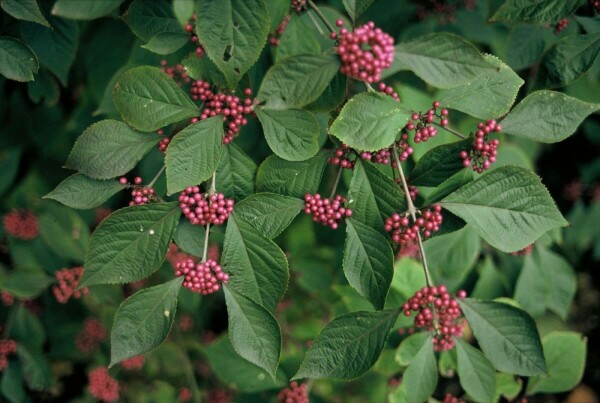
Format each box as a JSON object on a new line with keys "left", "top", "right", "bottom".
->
{"left": 0, "top": 0, "right": 599, "bottom": 402}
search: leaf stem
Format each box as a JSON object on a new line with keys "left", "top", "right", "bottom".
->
{"left": 364, "top": 82, "right": 376, "bottom": 93}
{"left": 202, "top": 223, "right": 211, "bottom": 263}
{"left": 306, "top": 10, "right": 325, "bottom": 36}
{"left": 391, "top": 146, "right": 434, "bottom": 288}
{"left": 307, "top": 0, "right": 336, "bottom": 34}
{"left": 147, "top": 165, "right": 166, "bottom": 188}
{"left": 431, "top": 122, "right": 467, "bottom": 140}
{"left": 329, "top": 165, "right": 344, "bottom": 200}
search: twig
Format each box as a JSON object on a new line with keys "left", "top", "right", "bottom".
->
{"left": 329, "top": 166, "right": 344, "bottom": 200}
{"left": 307, "top": 0, "right": 336, "bottom": 33}
{"left": 147, "top": 165, "right": 166, "bottom": 188}
{"left": 431, "top": 122, "right": 467, "bottom": 140}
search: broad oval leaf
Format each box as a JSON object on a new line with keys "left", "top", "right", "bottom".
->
{"left": 234, "top": 193, "right": 304, "bottom": 239}
{"left": 223, "top": 286, "right": 282, "bottom": 380}
{"left": 0, "top": 267, "right": 53, "bottom": 299}
{"left": 409, "top": 139, "right": 472, "bottom": 187}
{"left": 275, "top": 15, "right": 321, "bottom": 62}
{"left": 458, "top": 298, "right": 547, "bottom": 376}
{"left": 196, "top": 0, "right": 269, "bottom": 88}
{"left": 293, "top": 309, "right": 399, "bottom": 380}
{"left": 393, "top": 33, "right": 496, "bottom": 88}
{"left": 256, "top": 152, "right": 329, "bottom": 198}
{"left": 44, "top": 174, "right": 125, "bottom": 209}
{"left": 173, "top": 219, "right": 205, "bottom": 257}
{"left": 491, "top": 0, "right": 586, "bottom": 23}
{"left": 347, "top": 160, "right": 407, "bottom": 232}
{"left": 403, "top": 335, "right": 438, "bottom": 403}
{"left": 52, "top": 0, "right": 123, "bottom": 20}
{"left": 440, "top": 166, "right": 567, "bottom": 252}
{"left": 215, "top": 143, "right": 257, "bottom": 201}
{"left": 65, "top": 120, "right": 161, "bottom": 180}
{"left": 394, "top": 332, "right": 429, "bottom": 366}
{"left": 141, "top": 32, "right": 190, "bottom": 55}
{"left": 258, "top": 54, "right": 341, "bottom": 109}
{"left": 437, "top": 54, "right": 524, "bottom": 120}
{"left": 110, "top": 277, "right": 183, "bottom": 366}
{"left": 342, "top": 0, "right": 374, "bottom": 22}
{"left": 537, "top": 33, "right": 600, "bottom": 88}
{"left": 527, "top": 331, "right": 586, "bottom": 394}
{"left": 256, "top": 108, "right": 320, "bottom": 162}
{"left": 81, "top": 202, "right": 181, "bottom": 287}
{"left": 455, "top": 338, "right": 496, "bottom": 403}
{"left": 500, "top": 91, "right": 600, "bottom": 143}
{"left": 38, "top": 203, "right": 90, "bottom": 262}
{"left": 222, "top": 213, "right": 289, "bottom": 312}
{"left": 1, "top": 0, "right": 50, "bottom": 27}
{"left": 505, "top": 25, "right": 546, "bottom": 70}
{"left": 330, "top": 92, "right": 410, "bottom": 152}
{"left": 165, "top": 117, "right": 224, "bottom": 194}
{"left": 0, "top": 37, "right": 39, "bottom": 82}
{"left": 123, "top": 0, "right": 182, "bottom": 42}
{"left": 343, "top": 219, "right": 394, "bottom": 310}
{"left": 113, "top": 66, "right": 198, "bottom": 132}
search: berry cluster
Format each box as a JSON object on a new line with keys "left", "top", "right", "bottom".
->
{"left": 291, "top": 0, "right": 307, "bottom": 13}
{"left": 361, "top": 148, "right": 392, "bottom": 165}
{"left": 175, "top": 258, "right": 229, "bottom": 295}
{"left": 53, "top": 266, "right": 89, "bottom": 303}
{"left": 278, "top": 381, "right": 309, "bottom": 403}
{"left": 459, "top": 119, "right": 501, "bottom": 173}
{"left": 385, "top": 205, "right": 443, "bottom": 244}
{"left": 120, "top": 176, "right": 156, "bottom": 206}
{"left": 408, "top": 185, "right": 419, "bottom": 201}
{"left": 190, "top": 80, "right": 254, "bottom": 144}
{"left": 159, "top": 61, "right": 191, "bottom": 86}
{"left": 0, "top": 340, "right": 17, "bottom": 371}
{"left": 402, "top": 285, "right": 467, "bottom": 351}
{"left": 158, "top": 136, "right": 170, "bottom": 153}
{"left": 76, "top": 318, "right": 107, "bottom": 354}
{"left": 591, "top": 0, "right": 600, "bottom": 13}
{"left": 329, "top": 144, "right": 355, "bottom": 169}
{"left": 336, "top": 20, "right": 395, "bottom": 83}
{"left": 304, "top": 194, "right": 353, "bottom": 230}
{"left": 269, "top": 15, "right": 291, "bottom": 46}
{"left": 88, "top": 367, "right": 119, "bottom": 402}
{"left": 179, "top": 187, "right": 234, "bottom": 226}
{"left": 444, "top": 393, "right": 466, "bottom": 403}
{"left": 166, "top": 242, "right": 193, "bottom": 268}
{"left": 121, "top": 355, "right": 145, "bottom": 370}
{"left": 394, "top": 133, "right": 415, "bottom": 162}
{"left": 554, "top": 18, "right": 569, "bottom": 34}
{"left": 396, "top": 238, "right": 420, "bottom": 260}
{"left": 405, "top": 101, "right": 449, "bottom": 143}
{"left": 2, "top": 209, "right": 38, "bottom": 240}
{"left": 184, "top": 14, "right": 205, "bottom": 58}
{"left": 378, "top": 82, "right": 400, "bottom": 102}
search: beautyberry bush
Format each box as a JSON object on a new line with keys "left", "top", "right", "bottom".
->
{"left": 0, "top": 0, "right": 599, "bottom": 401}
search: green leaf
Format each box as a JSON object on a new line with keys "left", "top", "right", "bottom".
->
{"left": 123, "top": 0, "right": 183, "bottom": 42}
{"left": 494, "top": 373, "right": 522, "bottom": 401}
{"left": 223, "top": 285, "right": 281, "bottom": 379}
{"left": 182, "top": 50, "right": 228, "bottom": 88}
{"left": 110, "top": 277, "right": 183, "bottom": 367}
{"left": 393, "top": 33, "right": 496, "bottom": 89}
{"left": 293, "top": 309, "right": 399, "bottom": 380}
{"left": 347, "top": 159, "right": 406, "bottom": 232}
{"left": 215, "top": 143, "right": 257, "bottom": 201}
{"left": 409, "top": 139, "right": 472, "bottom": 187}
{"left": 44, "top": 174, "right": 125, "bottom": 209}
{"left": 10, "top": 305, "right": 45, "bottom": 348}
{"left": 81, "top": 202, "right": 181, "bottom": 287}
{"left": 258, "top": 54, "right": 341, "bottom": 109}
{"left": 173, "top": 0, "right": 194, "bottom": 27}
{"left": 537, "top": 33, "right": 600, "bottom": 88}
{"left": 1, "top": 0, "right": 50, "bottom": 27}
{"left": 491, "top": 0, "right": 585, "bottom": 23}
{"left": 256, "top": 152, "right": 328, "bottom": 198}
{"left": 440, "top": 166, "right": 567, "bottom": 253}
{"left": 51, "top": 0, "right": 123, "bottom": 20}
{"left": 17, "top": 344, "right": 51, "bottom": 390}
{"left": 203, "top": 335, "right": 288, "bottom": 392}
{"left": 113, "top": 66, "right": 198, "bottom": 132}
{"left": 0, "top": 37, "right": 39, "bottom": 82}
{"left": 196, "top": 0, "right": 269, "bottom": 88}
{"left": 165, "top": 117, "right": 224, "bottom": 194}
{"left": 437, "top": 54, "right": 524, "bottom": 120}
{"left": 275, "top": 15, "right": 321, "bottom": 62}
{"left": 20, "top": 18, "right": 78, "bottom": 86}
{"left": 527, "top": 332, "right": 586, "bottom": 394}
{"left": 222, "top": 214, "right": 288, "bottom": 312}
{"left": 330, "top": 92, "right": 411, "bottom": 152}
{"left": 342, "top": 0, "right": 374, "bottom": 22}
{"left": 0, "top": 267, "right": 53, "bottom": 299}
{"left": 234, "top": 193, "right": 304, "bottom": 238}
{"left": 141, "top": 32, "right": 190, "bottom": 55}
{"left": 1, "top": 361, "right": 26, "bottom": 403}
{"left": 424, "top": 226, "right": 480, "bottom": 292}
{"left": 65, "top": 120, "right": 161, "bottom": 180}
{"left": 514, "top": 246, "right": 576, "bottom": 319}
{"left": 505, "top": 25, "right": 546, "bottom": 71}
{"left": 500, "top": 91, "right": 600, "bottom": 143}
{"left": 403, "top": 335, "right": 437, "bottom": 403}
{"left": 305, "top": 72, "right": 347, "bottom": 113}
{"left": 256, "top": 108, "right": 320, "bottom": 162}
{"left": 423, "top": 169, "right": 473, "bottom": 205}
{"left": 395, "top": 331, "right": 429, "bottom": 366}
{"left": 343, "top": 219, "right": 394, "bottom": 310}
{"left": 38, "top": 203, "right": 90, "bottom": 262}
{"left": 173, "top": 219, "right": 205, "bottom": 257}
{"left": 471, "top": 256, "right": 510, "bottom": 300}
{"left": 458, "top": 298, "right": 547, "bottom": 376}
{"left": 455, "top": 338, "right": 496, "bottom": 403}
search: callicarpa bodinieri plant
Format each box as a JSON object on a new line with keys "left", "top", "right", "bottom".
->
{"left": 0, "top": 0, "right": 598, "bottom": 401}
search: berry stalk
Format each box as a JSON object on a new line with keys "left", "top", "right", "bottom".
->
{"left": 307, "top": 0, "right": 337, "bottom": 33}
{"left": 431, "top": 121, "right": 467, "bottom": 139}
{"left": 329, "top": 165, "right": 344, "bottom": 200}
{"left": 147, "top": 165, "right": 166, "bottom": 189}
